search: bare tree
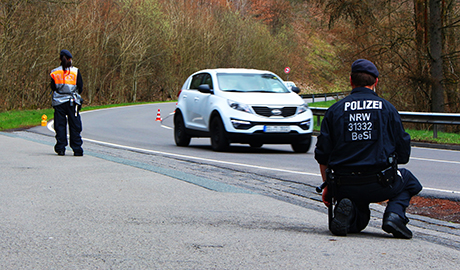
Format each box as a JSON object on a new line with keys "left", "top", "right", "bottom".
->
{"left": 429, "top": 0, "right": 444, "bottom": 112}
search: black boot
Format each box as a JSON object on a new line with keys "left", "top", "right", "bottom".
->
{"left": 330, "top": 198, "right": 354, "bottom": 236}
{"left": 382, "top": 212, "right": 413, "bottom": 239}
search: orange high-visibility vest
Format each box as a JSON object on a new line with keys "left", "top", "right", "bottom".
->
{"left": 50, "top": 66, "right": 81, "bottom": 106}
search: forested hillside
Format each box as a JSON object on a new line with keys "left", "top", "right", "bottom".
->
{"left": 1, "top": 0, "right": 459, "bottom": 116}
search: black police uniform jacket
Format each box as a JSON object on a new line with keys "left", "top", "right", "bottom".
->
{"left": 314, "top": 87, "right": 411, "bottom": 173}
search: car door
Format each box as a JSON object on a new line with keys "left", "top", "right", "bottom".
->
{"left": 185, "top": 73, "right": 212, "bottom": 130}
{"left": 183, "top": 73, "right": 203, "bottom": 128}
{"left": 192, "top": 73, "right": 213, "bottom": 130}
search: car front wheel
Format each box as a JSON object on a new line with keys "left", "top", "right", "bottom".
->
{"left": 291, "top": 137, "right": 312, "bottom": 153}
{"left": 174, "top": 112, "right": 191, "bottom": 146}
{"left": 210, "top": 116, "right": 229, "bottom": 151}
{"left": 249, "top": 142, "right": 263, "bottom": 148}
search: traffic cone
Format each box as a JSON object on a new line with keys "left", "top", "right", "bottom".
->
{"left": 41, "top": 114, "right": 48, "bottom": 126}
{"left": 155, "top": 109, "right": 162, "bottom": 121}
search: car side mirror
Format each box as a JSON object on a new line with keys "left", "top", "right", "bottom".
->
{"left": 198, "top": 84, "right": 213, "bottom": 94}
{"left": 291, "top": 86, "right": 300, "bottom": 94}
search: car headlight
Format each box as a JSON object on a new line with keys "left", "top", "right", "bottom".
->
{"left": 299, "top": 119, "right": 311, "bottom": 130}
{"left": 228, "top": 99, "right": 252, "bottom": 113}
{"left": 297, "top": 103, "right": 309, "bottom": 114}
{"left": 231, "top": 118, "right": 253, "bottom": 129}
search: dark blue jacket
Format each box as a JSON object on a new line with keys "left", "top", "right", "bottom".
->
{"left": 314, "top": 87, "right": 411, "bottom": 173}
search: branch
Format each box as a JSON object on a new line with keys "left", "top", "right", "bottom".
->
{"left": 442, "top": 18, "right": 460, "bottom": 29}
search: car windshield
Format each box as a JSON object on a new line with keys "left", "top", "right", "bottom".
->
{"left": 217, "top": 73, "right": 290, "bottom": 93}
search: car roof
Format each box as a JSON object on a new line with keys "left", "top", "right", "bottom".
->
{"left": 193, "top": 68, "right": 275, "bottom": 75}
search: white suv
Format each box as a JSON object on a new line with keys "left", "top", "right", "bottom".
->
{"left": 174, "top": 68, "right": 313, "bottom": 152}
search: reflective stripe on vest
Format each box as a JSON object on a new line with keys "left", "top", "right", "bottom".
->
{"left": 50, "top": 66, "right": 80, "bottom": 106}
{"left": 50, "top": 66, "right": 78, "bottom": 94}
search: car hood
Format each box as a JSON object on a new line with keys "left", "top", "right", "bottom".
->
{"left": 219, "top": 91, "right": 304, "bottom": 106}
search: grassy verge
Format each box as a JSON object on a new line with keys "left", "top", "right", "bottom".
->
{"left": 0, "top": 102, "right": 163, "bottom": 131}
{"left": 309, "top": 100, "right": 460, "bottom": 145}
{"left": 405, "top": 129, "right": 460, "bottom": 145}
{"left": 0, "top": 109, "right": 56, "bottom": 131}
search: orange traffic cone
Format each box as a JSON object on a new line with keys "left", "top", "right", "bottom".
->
{"left": 41, "top": 114, "right": 48, "bottom": 126}
{"left": 155, "top": 108, "right": 162, "bottom": 121}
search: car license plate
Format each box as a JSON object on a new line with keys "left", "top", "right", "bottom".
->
{"left": 264, "top": 125, "right": 290, "bottom": 133}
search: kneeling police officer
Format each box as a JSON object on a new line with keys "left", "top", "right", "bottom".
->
{"left": 314, "top": 59, "right": 422, "bottom": 239}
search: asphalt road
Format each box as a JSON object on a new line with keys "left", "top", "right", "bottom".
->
{"left": 3, "top": 101, "right": 460, "bottom": 268}
{"left": 31, "top": 102, "right": 460, "bottom": 200}
{"left": 2, "top": 132, "right": 460, "bottom": 268}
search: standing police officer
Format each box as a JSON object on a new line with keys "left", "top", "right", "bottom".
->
{"left": 50, "top": 49, "right": 84, "bottom": 156}
{"left": 315, "top": 59, "right": 422, "bottom": 239}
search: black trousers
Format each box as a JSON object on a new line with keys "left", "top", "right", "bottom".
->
{"left": 53, "top": 102, "right": 83, "bottom": 154}
{"left": 335, "top": 168, "right": 422, "bottom": 233}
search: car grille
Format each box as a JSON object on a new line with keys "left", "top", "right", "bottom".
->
{"left": 252, "top": 106, "right": 297, "bottom": 117}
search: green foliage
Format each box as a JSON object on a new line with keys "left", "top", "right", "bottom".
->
{"left": 304, "top": 36, "right": 346, "bottom": 91}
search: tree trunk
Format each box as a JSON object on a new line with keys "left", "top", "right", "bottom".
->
{"left": 429, "top": 0, "right": 444, "bottom": 112}
{"left": 414, "top": 0, "right": 427, "bottom": 111}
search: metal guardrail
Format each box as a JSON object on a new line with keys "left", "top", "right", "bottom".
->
{"left": 310, "top": 107, "right": 460, "bottom": 138}
{"left": 300, "top": 91, "right": 351, "bottom": 103}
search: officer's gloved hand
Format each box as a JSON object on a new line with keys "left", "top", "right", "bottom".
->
{"left": 322, "top": 186, "right": 331, "bottom": 207}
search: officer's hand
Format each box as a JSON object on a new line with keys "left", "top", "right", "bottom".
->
{"left": 322, "top": 186, "right": 331, "bottom": 207}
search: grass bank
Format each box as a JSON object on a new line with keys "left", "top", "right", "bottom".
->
{"left": 0, "top": 102, "right": 155, "bottom": 131}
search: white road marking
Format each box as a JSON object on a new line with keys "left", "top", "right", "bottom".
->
{"left": 82, "top": 136, "right": 322, "bottom": 177}
{"left": 422, "top": 187, "right": 460, "bottom": 194}
{"left": 47, "top": 114, "right": 460, "bottom": 194}
{"left": 410, "top": 157, "right": 460, "bottom": 165}
{"left": 160, "top": 112, "right": 174, "bottom": 130}
{"left": 81, "top": 135, "right": 460, "bottom": 194}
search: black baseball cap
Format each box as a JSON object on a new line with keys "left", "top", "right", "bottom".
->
{"left": 351, "top": 59, "right": 379, "bottom": 78}
{"left": 60, "top": 49, "right": 72, "bottom": 59}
